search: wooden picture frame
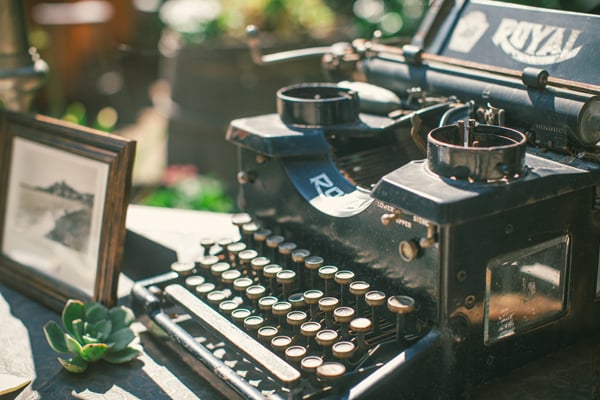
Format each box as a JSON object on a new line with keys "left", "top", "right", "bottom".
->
{"left": 0, "top": 110, "right": 135, "bottom": 311}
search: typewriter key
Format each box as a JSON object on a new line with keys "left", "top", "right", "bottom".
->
{"left": 300, "top": 320, "right": 321, "bottom": 347}
{"left": 365, "top": 290, "right": 386, "bottom": 333}
{"left": 195, "top": 282, "right": 216, "bottom": 298}
{"left": 305, "top": 256, "right": 324, "bottom": 288}
{"left": 184, "top": 275, "right": 206, "bottom": 291}
{"left": 334, "top": 270, "right": 355, "bottom": 305}
{"left": 278, "top": 242, "right": 297, "bottom": 268}
{"left": 171, "top": 261, "right": 195, "bottom": 277}
{"left": 231, "top": 212, "right": 252, "bottom": 230}
{"left": 231, "top": 308, "right": 252, "bottom": 325}
{"left": 318, "top": 265, "right": 338, "bottom": 295}
{"left": 271, "top": 335, "right": 293, "bottom": 352}
{"left": 246, "top": 284, "right": 267, "bottom": 302}
{"left": 238, "top": 249, "right": 258, "bottom": 274}
{"left": 333, "top": 306, "right": 356, "bottom": 339}
{"left": 250, "top": 256, "right": 270, "bottom": 282}
{"left": 304, "top": 289, "right": 324, "bottom": 320}
{"left": 286, "top": 310, "right": 308, "bottom": 338}
{"left": 349, "top": 281, "right": 371, "bottom": 312}
{"left": 276, "top": 269, "right": 296, "bottom": 299}
{"left": 291, "top": 249, "right": 310, "bottom": 291}
{"left": 266, "top": 235, "right": 285, "bottom": 262}
{"left": 350, "top": 317, "right": 372, "bottom": 353}
{"left": 315, "top": 329, "right": 339, "bottom": 358}
{"left": 210, "top": 262, "right": 230, "bottom": 278}
{"left": 241, "top": 221, "right": 260, "bottom": 246}
{"left": 219, "top": 299, "right": 239, "bottom": 316}
{"left": 197, "top": 255, "right": 219, "bottom": 273}
{"left": 258, "top": 295, "right": 279, "bottom": 324}
{"left": 332, "top": 341, "right": 356, "bottom": 360}
{"left": 387, "top": 295, "right": 415, "bottom": 342}
{"left": 206, "top": 290, "right": 228, "bottom": 306}
{"left": 199, "top": 237, "right": 215, "bottom": 255}
{"left": 288, "top": 292, "right": 306, "bottom": 309}
{"left": 263, "top": 264, "right": 283, "bottom": 295}
{"left": 319, "top": 297, "right": 340, "bottom": 329}
{"left": 257, "top": 325, "right": 278, "bottom": 343}
{"left": 253, "top": 228, "right": 272, "bottom": 254}
{"left": 285, "top": 345, "right": 307, "bottom": 363}
{"left": 221, "top": 269, "right": 242, "bottom": 285}
{"left": 301, "top": 355, "right": 323, "bottom": 374}
{"left": 226, "top": 242, "right": 247, "bottom": 267}
{"left": 316, "top": 362, "right": 346, "bottom": 382}
{"left": 243, "top": 315, "right": 264, "bottom": 335}
{"left": 233, "top": 277, "right": 254, "bottom": 299}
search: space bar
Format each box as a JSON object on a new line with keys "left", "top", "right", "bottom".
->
{"left": 164, "top": 284, "right": 302, "bottom": 384}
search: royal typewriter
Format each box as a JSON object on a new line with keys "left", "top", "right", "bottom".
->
{"left": 131, "top": 0, "right": 600, "bottom": 398}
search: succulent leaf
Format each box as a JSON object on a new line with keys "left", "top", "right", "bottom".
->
{"left": 62, "top": 299, "right": 85, "bottom": 336}
{"left": 109, "top": 306, "right": 135, "bottom": 331}
{"left": 102, "top": 347, "right": 141, "bottom": 364}
{"left": 65, "top": 333, "right": 83, "bottom": 355}
{"left": 58, "top": 356, "right": 88, "bottom": 373}
{"left": 84, "top": 302, "right": 109, "bottom": 323}
{"left": 71, "top": 319, "right": 85, "bottom": 344}
{"left": 80, "top": 343, "right": 109, "bottom": 362}
{"left": 107, "top": 328, "right": 136, "bottom": 352}
{"left": 93, "top": 319, "right": 112, "bottom": 341}
{"left": 82, "top": 334, "right": 100, "bottom": 345}
{"left": 43, "top": 321, "right": 69, "bottom": 353}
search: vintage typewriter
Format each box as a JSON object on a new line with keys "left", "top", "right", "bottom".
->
{"left": 131, "top": 0, "right": 600, "bottom": 398}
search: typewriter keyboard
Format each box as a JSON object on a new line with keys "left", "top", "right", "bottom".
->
{"left": 133, "top": 213, "right": 427, "bottom": 399}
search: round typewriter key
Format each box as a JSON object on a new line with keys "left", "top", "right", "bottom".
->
{"left": 251, "top": 256, "right": 270, "bottom": 272}
{"left": 291, "top": 249, "right": 311, "bottom": 263}
{"left": 279, "top": 242, "right": 298, "bottom": 256}
{"left": 271, "top": 335, "right": 293, "bottom": 352}
{"left": 365, "top": 290, "right": 386, "bottom": 307}
{"left": 185, "top": 275, "right": 205, "bottom": 289}
{"left": 231, "top": 308, "right": 252, "bottom": 324}
{"left": 287, "top": 310, "right": 308, "bottom": 328}
{"left": 301, "top": 355, "right": 323, "bottom": 374}
{"left": 253, "top": 228, "right": 272, "bottom": 243}
{"left": 276, "top": 269, "right": 296, "bottom": 284}
{"left": 332, "top": 341, "right": 356, "bottom": 360}
{"left": 246, "top": 284, "right": 267, "bottom": 300}
{"left": 319, "top": 265, "right": 338, "bottom": 295}
{"left": 316, "top": 362, "right": 346, "bottom": 381}
{"left": 285, "top": 345, "right": 307, "bottom": 363}
{"left": 300, "top": 321, "right": 321, "bottom": 347}
{"left": 231, "top": 213, "right": 252, "bottom": 227}
{"left": 200, "top": 237, "right": 215, "bottom": 254}
{"left": 233, "top": 277, "right": 253, "bottom": 293}
{"left": 171, "top": 261, "right": 195, "bottom": 277}
{"left": 315, "top": 329, "right": 338, "bottom": 347}
{"left": 219, "top": 299, "right": 239, "bottom": 315}
{"left": 350, "top": 318, "right": 372, "bottom": 353}
{"left": 258, "top": 295, "right": 278, "bottom": 311}
{"left": 318, "top": 297, "right": 340, "bottom": 312}
{"left": 266, "top": 235, "right": 285, "bottom": 249}
{"left": 304, "top": 289, "right": 324, "bottom": 304}
{"left": 350, "top": 317, "right": 372, "bottom": 332}
{"left": 272, "top": 301, "right": 293, "bottom": 317}
{"left": 304, "top": 256, "right": 324, "bottom": 270}
{"left": 211, "top": 262, "right": 230, "bottom": 277}
{"left": 387, "top": 295, "right": 416, "bottom": 314}
{"left": 195, "top": 282, "right": 216, "bottom": 298}
{"left": 197, "top": 255, "right": 219, "bottom": 271}
{"left": 244, "top": 315, "right": 264, "bottom": 332}
{"left": 221, "top": 269, "right": 242, "bottom": 285}
{"left": 238, "top": 249, "right": 258, "bottom": 264}
{"left": 206, "top": 290, "right": 228, "bottom": 306}
{"left": 334, "top": 270, "right": 355, "bottom": 285}
{"left": 333, "top": 306, "right": 355, "bottom": 323}
{"left": 258, "top": 325, "right": 279, "bottom": 343}
{"left": 241, "top": 221, "right": 260, "bottom": 244}
{"left": 263, "top": 264, "right": 283, "bottom": 278}
{"left": 349, "top": 281, "right": 370, "bottom": 295}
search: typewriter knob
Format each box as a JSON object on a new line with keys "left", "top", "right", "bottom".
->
{"left": 398, "top": 240, "right": 419, "bottom": 262}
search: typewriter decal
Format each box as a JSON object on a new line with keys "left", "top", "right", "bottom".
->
{"left": 132, "top": 0, "right": 600, "bottom": 398}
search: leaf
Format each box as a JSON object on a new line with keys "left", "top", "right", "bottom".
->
{"left": 109, "top": 306, "right": 134, "bottom": 332}
{"left": 71, "top": 319, "right": 84, "bottom": 344}
{"left": 102, "top": 347, "right": 141, "bottom": 364}
{"left": 58, "top": 356, "right": 88, "bottom": 373}
{"left": 65, "top": 333, "right": 83, "bottom": 356}
{"left": 84, "top": 302, "right": 109, "bottom": 324}
{"left": 107, "top": 328, "right": 136, "bottom": 352}
{"left": 43, "top": 321, "right": 69, "bottom": 353}
{"left": 62, "top": 300, "right": 85, "bottom": 336}
{"left": 82, "top": 334, "right": 99, "bottom": 345}
{"left": 93, "top": 319, "right": 112, "bottom": 341}
{"left": 80, "top": 343, "right": 108, "bottom": 362}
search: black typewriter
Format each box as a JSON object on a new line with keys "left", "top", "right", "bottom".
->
{"left": 131, "top": 1, "right": 600, "bottom": 398}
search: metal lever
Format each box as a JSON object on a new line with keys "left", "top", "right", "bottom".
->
{"left": 246, "top": 24, "right": 334, "bottom": 65}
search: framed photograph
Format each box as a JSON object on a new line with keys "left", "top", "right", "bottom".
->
{"left": 0, "top": 110, "right": 135, "bottom": 311}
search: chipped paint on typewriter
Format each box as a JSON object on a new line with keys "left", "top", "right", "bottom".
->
{"left": 131, "top": 1, "right": 600, "bottom": 398}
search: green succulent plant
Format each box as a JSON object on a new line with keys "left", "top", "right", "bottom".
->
{"left": 43, "top": 299, "right": 141, "bottom": 373}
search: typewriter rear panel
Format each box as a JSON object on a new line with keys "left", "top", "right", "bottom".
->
{"left": 133, "top": 1, "right": 600, "bottom": 398}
